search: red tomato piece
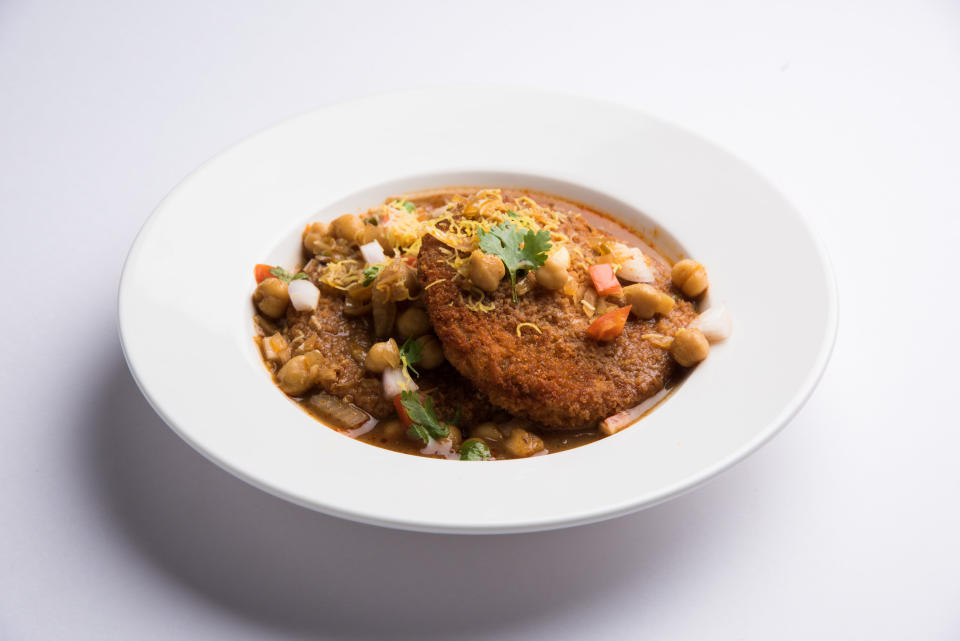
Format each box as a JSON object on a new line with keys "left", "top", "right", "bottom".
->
{"left": 586, "top": 305, "right": 631, "bottom": 342}
{"left": 394, "top": 394, "right": 413, "bottom": 428}
{"left": 589, "top": 263, "right": 622, "bottom": 296}
{"left": 254, "top": 264, "right": 273, "bottom": 283}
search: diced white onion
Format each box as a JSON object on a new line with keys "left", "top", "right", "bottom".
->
{"left": 421, "top": 437, "right": 458, "bottom": 459}
{"left": 618, "top": 256, "right": 655, "bottom": 283}
{"left": 360, "top": 240, "right": 387, "bottom": 265}
{"left": 261, "top": 333, "right": 288, "bottom": 361}
{"left": 288, "top": 279, "right": 320, "bottom": 312}
{"left": 347, "top": 416, "right": 378, "bottom": 438}
{"left": 608, "top": 243, "right": 655, "bottom": 283}
{"left": 548, "top": 245, "right": 570, "bottom": 270}
{"left": 690, "top": 303, "right": 733, "bottom": 342}
{"left": 600, "top": 387, "right": 670, "bottom": 436}
{"left": 382, "top": 366, "right": 418, "bottom": 399}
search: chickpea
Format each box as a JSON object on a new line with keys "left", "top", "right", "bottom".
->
{"left": 253, "top": 277, "right": 289, "bottom": 318}
{"left": 471, "top": 422, "right": 502, "bottom": 442}
{"left": 504, "top": 427, "right": 545, "bottom": 458}
{"left": 379, "top": 418, "right": 405, "bottom": 441}
{"left": 330, "top": 213, "right": 365, "bottom": 243}
{"left": 396, "top": 307, "right": 431, "bottom": 339}
{"left": 622, "top": 283, "right": 675, "bottom": 319}
{"left": 537, "top": 246, "right": 570, "bottom": 290}
{"left": 302, "top": 221, "right": 331, "bottom": 254}
{"left": 277, "top": 351, "right": 330, "bottom": 396}
{"left": 672, "top": 259, "right": 709, "bottom": 298}
{"left": 365, "top": 338, "right": 401, "bottom": 373}
{"left": 440, "top": 424, "right": 463, "bottom": 449}
{"left": 469, "top": 250, "right": 506, "bottom": 292}
{"left": 415, "top": 335, "right": 446, "bottom": 369}
{"left": 670, "top": 328, "right": 710, "bottom": 367}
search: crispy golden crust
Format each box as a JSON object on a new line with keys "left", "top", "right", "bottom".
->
{"left": 418, "top": 224, "right": 697, "bottom": 429}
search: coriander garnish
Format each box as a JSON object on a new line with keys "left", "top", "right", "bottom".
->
{"left": 398, "top": 336, "right": 423, "bottom": 377}
{"left": 362, "top": 264, "right": 383, "bottom": 286}
{"left": 477, "top": 221, "right": 552, "bottom": 302}
{"left": 269, "top": 266, "right": 308, "bottom": 283}
{"left": 400, "top": 391, "right": 449, "bottom": 444}
{"left": 459, "top": 439, "right": 493, "bottom": 461}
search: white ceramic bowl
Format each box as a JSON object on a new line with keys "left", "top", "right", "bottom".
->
{"left": 118, "top": 87, "right": 837, "bottom": 534}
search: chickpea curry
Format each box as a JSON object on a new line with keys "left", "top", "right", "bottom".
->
{"left": 252, "top": 189, "right": 731, "bottom": 460}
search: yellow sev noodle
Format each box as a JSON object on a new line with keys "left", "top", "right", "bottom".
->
{"left": 379, "top": 189, "right": 596, "bottom": 315}
{"left": 318, "top": 259, "right": 365, "bottom": 290}
{"left": 460, "top": 288, "right": 495, "bottom": 313}
{"left": 515, "top": 322, "right": 543, "bottom": 337}
{"left": 423, "top": 278, "right": 447, "bottom": 290}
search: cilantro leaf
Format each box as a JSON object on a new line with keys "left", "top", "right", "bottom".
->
{"left": 459, "top": 439, "right": 493, "bottom": 461}
{"left": 407, "top": 423, "right": 432, "bottom": 444}
{"left": 362, "top": 264, "right": 382, "bottom": 286}
{"left": 477, "top": 222, "right": 552, "bottom": 302}
{"left": 399, "top": 336, "right": 423, "bottom": 377}
{"left": 400, "top": 391, "right": 449, "bottom": 443}
{"left": 391, "top": 199, "right": 416, "bottom": 214}
{"left": 269, "top": 266, "right": 308, "bottom": 283}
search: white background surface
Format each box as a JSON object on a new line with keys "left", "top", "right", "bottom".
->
{"left": 1, "top": 1, "right": 958, "bottom": 639}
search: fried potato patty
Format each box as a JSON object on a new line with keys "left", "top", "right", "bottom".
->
{"left": 418, "top": 218, "right": 697, "bottom": 429}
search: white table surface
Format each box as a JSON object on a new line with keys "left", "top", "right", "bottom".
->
{"left": 2, "top": 1, "right": 958, "bottom": 639}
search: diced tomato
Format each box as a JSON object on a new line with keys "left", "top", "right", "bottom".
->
{"left": 589, "top": 263, "right": 622, "bottom": 296}
{"left": 254, "top": 264, "right": 274, "bottom": 283}
{"left": 394, "top": 394, "right": 413, "bottom": 427}
{"left": 586, "top": 305, "right": 631, "bottom": 342}
{"left": 403, "top": 255, "right": 417, "bottom": 267}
